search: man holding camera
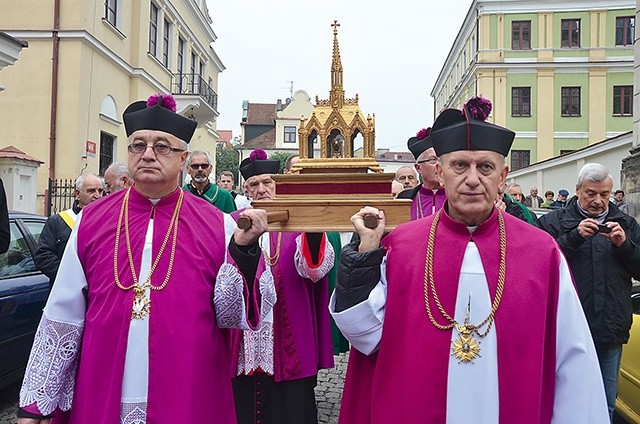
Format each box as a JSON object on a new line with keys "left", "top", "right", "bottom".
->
{"left": 538, "top": 162, "right": 640, "bottom": 421}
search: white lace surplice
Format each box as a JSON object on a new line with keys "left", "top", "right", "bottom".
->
{"left": 20, "top": 212, "right": 273, "bottom": 423}
{"left": 235, "top": 233, "right": 334, "bottom": 376}
{"left": 20, "top": 213, "right": 87, "bottom": 416}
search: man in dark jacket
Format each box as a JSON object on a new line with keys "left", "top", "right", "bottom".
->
{"left": 35, "top": 173, "right": 103, "bottom": 283}
{"left": 538, "top": 163, "right": 640, "bottom": 420}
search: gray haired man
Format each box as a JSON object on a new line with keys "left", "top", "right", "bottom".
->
{"left": 182, "top": 150, "right": 236, "bottom": 213}
{"left": 104, "top": 162, "right": 131, "bottom": 194}
{"left": 538, "top": 163, "right": 640, "bottom": 421}
{"left": 34, "top": 173, "right": 104, "bottom": 283}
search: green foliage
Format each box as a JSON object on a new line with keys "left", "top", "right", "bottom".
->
{"left": 269, "top": 151, "right": 297, "bottom": 174}
{"left": 215, "top": 146, "right": 239, "bottom": 181}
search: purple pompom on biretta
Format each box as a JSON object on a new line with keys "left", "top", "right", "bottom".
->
{"left": 239, "top": 149, "right": 280, "bottom": 180}
{"left": 430, "top": 95, "right": 514, "bottom": 157}
{"left": 249, "top": 149, "right": 268, "bottom": 161}
{"left": 122, "top": 92, "right": 196, "bottom": 142}
{"left": 146, "top": 93, "right": 177, "bottom": 113}
{"left": 416, "top": 128, "right": 430, "bottom": 140}
{"left": 464, "top": 96, "right": 492, "bottom": 121}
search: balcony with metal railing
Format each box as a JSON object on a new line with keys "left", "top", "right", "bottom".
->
{"left": 171, "top": 73, "right": 218, "bottom": 127}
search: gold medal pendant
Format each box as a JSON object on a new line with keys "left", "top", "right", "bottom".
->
{"left": 131, "top": 286, "right": 150, "bottom": 320}
{"left": 451, "top": 324, "right": 481, "bottom": 363}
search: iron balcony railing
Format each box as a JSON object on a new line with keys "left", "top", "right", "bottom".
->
{"left": 171, "top": 73, "right": 218, "bottom": 112}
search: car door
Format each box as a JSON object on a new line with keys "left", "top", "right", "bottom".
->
{"left": 0, "top": 217, "right": 50, "bottom": 389}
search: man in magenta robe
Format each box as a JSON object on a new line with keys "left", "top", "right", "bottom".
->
{"left": 330, "top": 97, "right": 608, "bottom": 423}
{"left": 225, "top": 150, "right": 335, "bottom": 424}
{"left": 396, "top": 127, "right": 446, "bottom": 219}
{"left": 18, "top": 94, "right": 272, "bottom": 424}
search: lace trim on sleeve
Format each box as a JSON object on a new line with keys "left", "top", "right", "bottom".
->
{"left": 215, "top": 263, "right": 276, "bottom": 330}
{"left": 19, "top": 315, "right": 84, "bottom": 415}
{"left": 237, "top": 268, "right": 277, "bottom": 375}
{"left": 294, "top": 234, "right": 335, "bottom": 282}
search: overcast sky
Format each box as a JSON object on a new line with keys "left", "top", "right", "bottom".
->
{"left": 206, "top": 0, "right": 472, "bottom": 151}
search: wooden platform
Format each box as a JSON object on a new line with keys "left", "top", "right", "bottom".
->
{"left": 251, "top": 198, "right": 412, "bottom": 232}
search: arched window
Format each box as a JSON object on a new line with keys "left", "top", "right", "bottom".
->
{"left": 100, "top": 95, "right": 119, "bottom": 123}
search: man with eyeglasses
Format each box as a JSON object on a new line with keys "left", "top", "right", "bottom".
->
{"left": 18, "top": 94, "right": 273, "bottom": 424}
{"left": 225, "top": 149, "right": 335, "bottom": 424}
{"left": 331, "top": 97, "right": 607, "bottom": 423}
{"left": 182, "top": 150, "right": 236, "bottom": 213}
{"left": 396, "top": 127, "right": 446, "bottom": 219}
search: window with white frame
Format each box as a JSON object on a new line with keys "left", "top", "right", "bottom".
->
{"left": 105, "top": 0, "right": 118, "bottom": 27}
{"left": 284, "top": 126, "right": 296, "bottom": 143}
{"left": 149, "top": 3, "right": 159, "bottom": 56}
{"left": 162, "top": 18, "right": 171, "bottom": 67}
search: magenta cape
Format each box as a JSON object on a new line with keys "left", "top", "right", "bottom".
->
{"left": 339, "top": 207, "right": 560, "bottom": 424}
{"left": 229, "top": 211, "right": 334, "bottom": 381}
{"left": 411, "top": 186, "right": 446, "bottom": 220}
{"left": 56, "top": 188, "right": 250, "bottom": 423}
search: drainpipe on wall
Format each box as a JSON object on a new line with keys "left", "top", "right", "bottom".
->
{"left": 48, "top": 0, "right": 60, "bottom": 180}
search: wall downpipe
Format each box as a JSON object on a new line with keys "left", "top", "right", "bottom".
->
{"left": 48, "top": 0, "right": 60, "bottom": 179}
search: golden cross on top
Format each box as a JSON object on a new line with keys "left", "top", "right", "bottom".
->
{"left": 332, "top": 20, "right": 340, "bottom": 35}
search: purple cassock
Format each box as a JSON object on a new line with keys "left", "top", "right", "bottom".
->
{"left": 411, "top": 186, "right": 446, "bottom": 220}
{"left": 228, "top": 210, "right": 335, "bottom": 381}
{"left": 224, "top": 209, "right": 335, "bottom": 422}
{"left": 19, "top": 187, "right": 270, "bottom": 423}
{"left": 332, "top": 207, "right": 609, "bottom": 423}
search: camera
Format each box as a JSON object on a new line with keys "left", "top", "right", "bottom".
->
{"left": 596, "top": 223, "right": 612, "bottom": 234}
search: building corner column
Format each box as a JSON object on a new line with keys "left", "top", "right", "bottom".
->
{"left": 621, "top": 0, "right": 640, "bottom": 220}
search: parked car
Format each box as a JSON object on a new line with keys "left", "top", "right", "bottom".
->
{"left": 0, "top": 211, "right": 49, "bottom": 390}
{"left": 616, "top": 290, "right": 640, "bottom": 423}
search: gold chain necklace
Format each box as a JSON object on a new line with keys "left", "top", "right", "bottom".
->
{"left": 260, "top": 232, "right": 282, "bottom": 267}
{"left": 423, "top": 209, "right": 506, "bottom": 363}
{"left": 113, "top": 188, "right": 184, "bottom": 320}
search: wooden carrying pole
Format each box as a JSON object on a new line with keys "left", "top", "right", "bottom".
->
{"left": 236, "top": 198, "right": 411, "bottom": 233}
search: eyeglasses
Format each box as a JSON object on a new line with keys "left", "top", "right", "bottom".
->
{"left": 127, "top": 142, "right": 186, "bottom": 156}
{"left": 190, "top": 163, "right": 210, "bottom": 170}
{"left": 417, "top": 157, "right": 438, "bottom": 165}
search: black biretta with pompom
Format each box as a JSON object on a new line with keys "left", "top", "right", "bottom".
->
{"left": 123, "top": 94, "right": 197, "bottom": 143}
{"left": 239, "top": 149, "right": 281, "bottom": 180}
{"left": 407, "top": 127, "right": 433, "bottom": 160}
{"left": 430, "top": 96, "right": 515, "bottom": 157}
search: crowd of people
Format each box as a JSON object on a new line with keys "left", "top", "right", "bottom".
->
{"left": 14, "top": 93, "right": 639, "bottom": 424}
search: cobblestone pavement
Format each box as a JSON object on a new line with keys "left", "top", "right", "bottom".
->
{"left": 316, "top": 352, "right": 348, "bottom": 424}
{"left": 0, "top": 352, "right": 349, "bottom": 424}
{"left": 0, "top": 382, "right": 19, "bottom": 424}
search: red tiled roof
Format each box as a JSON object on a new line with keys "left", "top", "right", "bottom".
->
{"left": 246, "top": 103, "right": 277, "bottom": 125}
{"left": 0, "top": 146, "right": 44, "bottom": 163}
{"left": 243, "top": 128, "right": 276, "bottom": 149}
{"left": 217, "top": 130, "right": 233, "bottom": 144}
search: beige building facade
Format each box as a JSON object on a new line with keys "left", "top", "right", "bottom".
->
{"left": 0, "top": 0, "right": 223, "bottom": 214}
